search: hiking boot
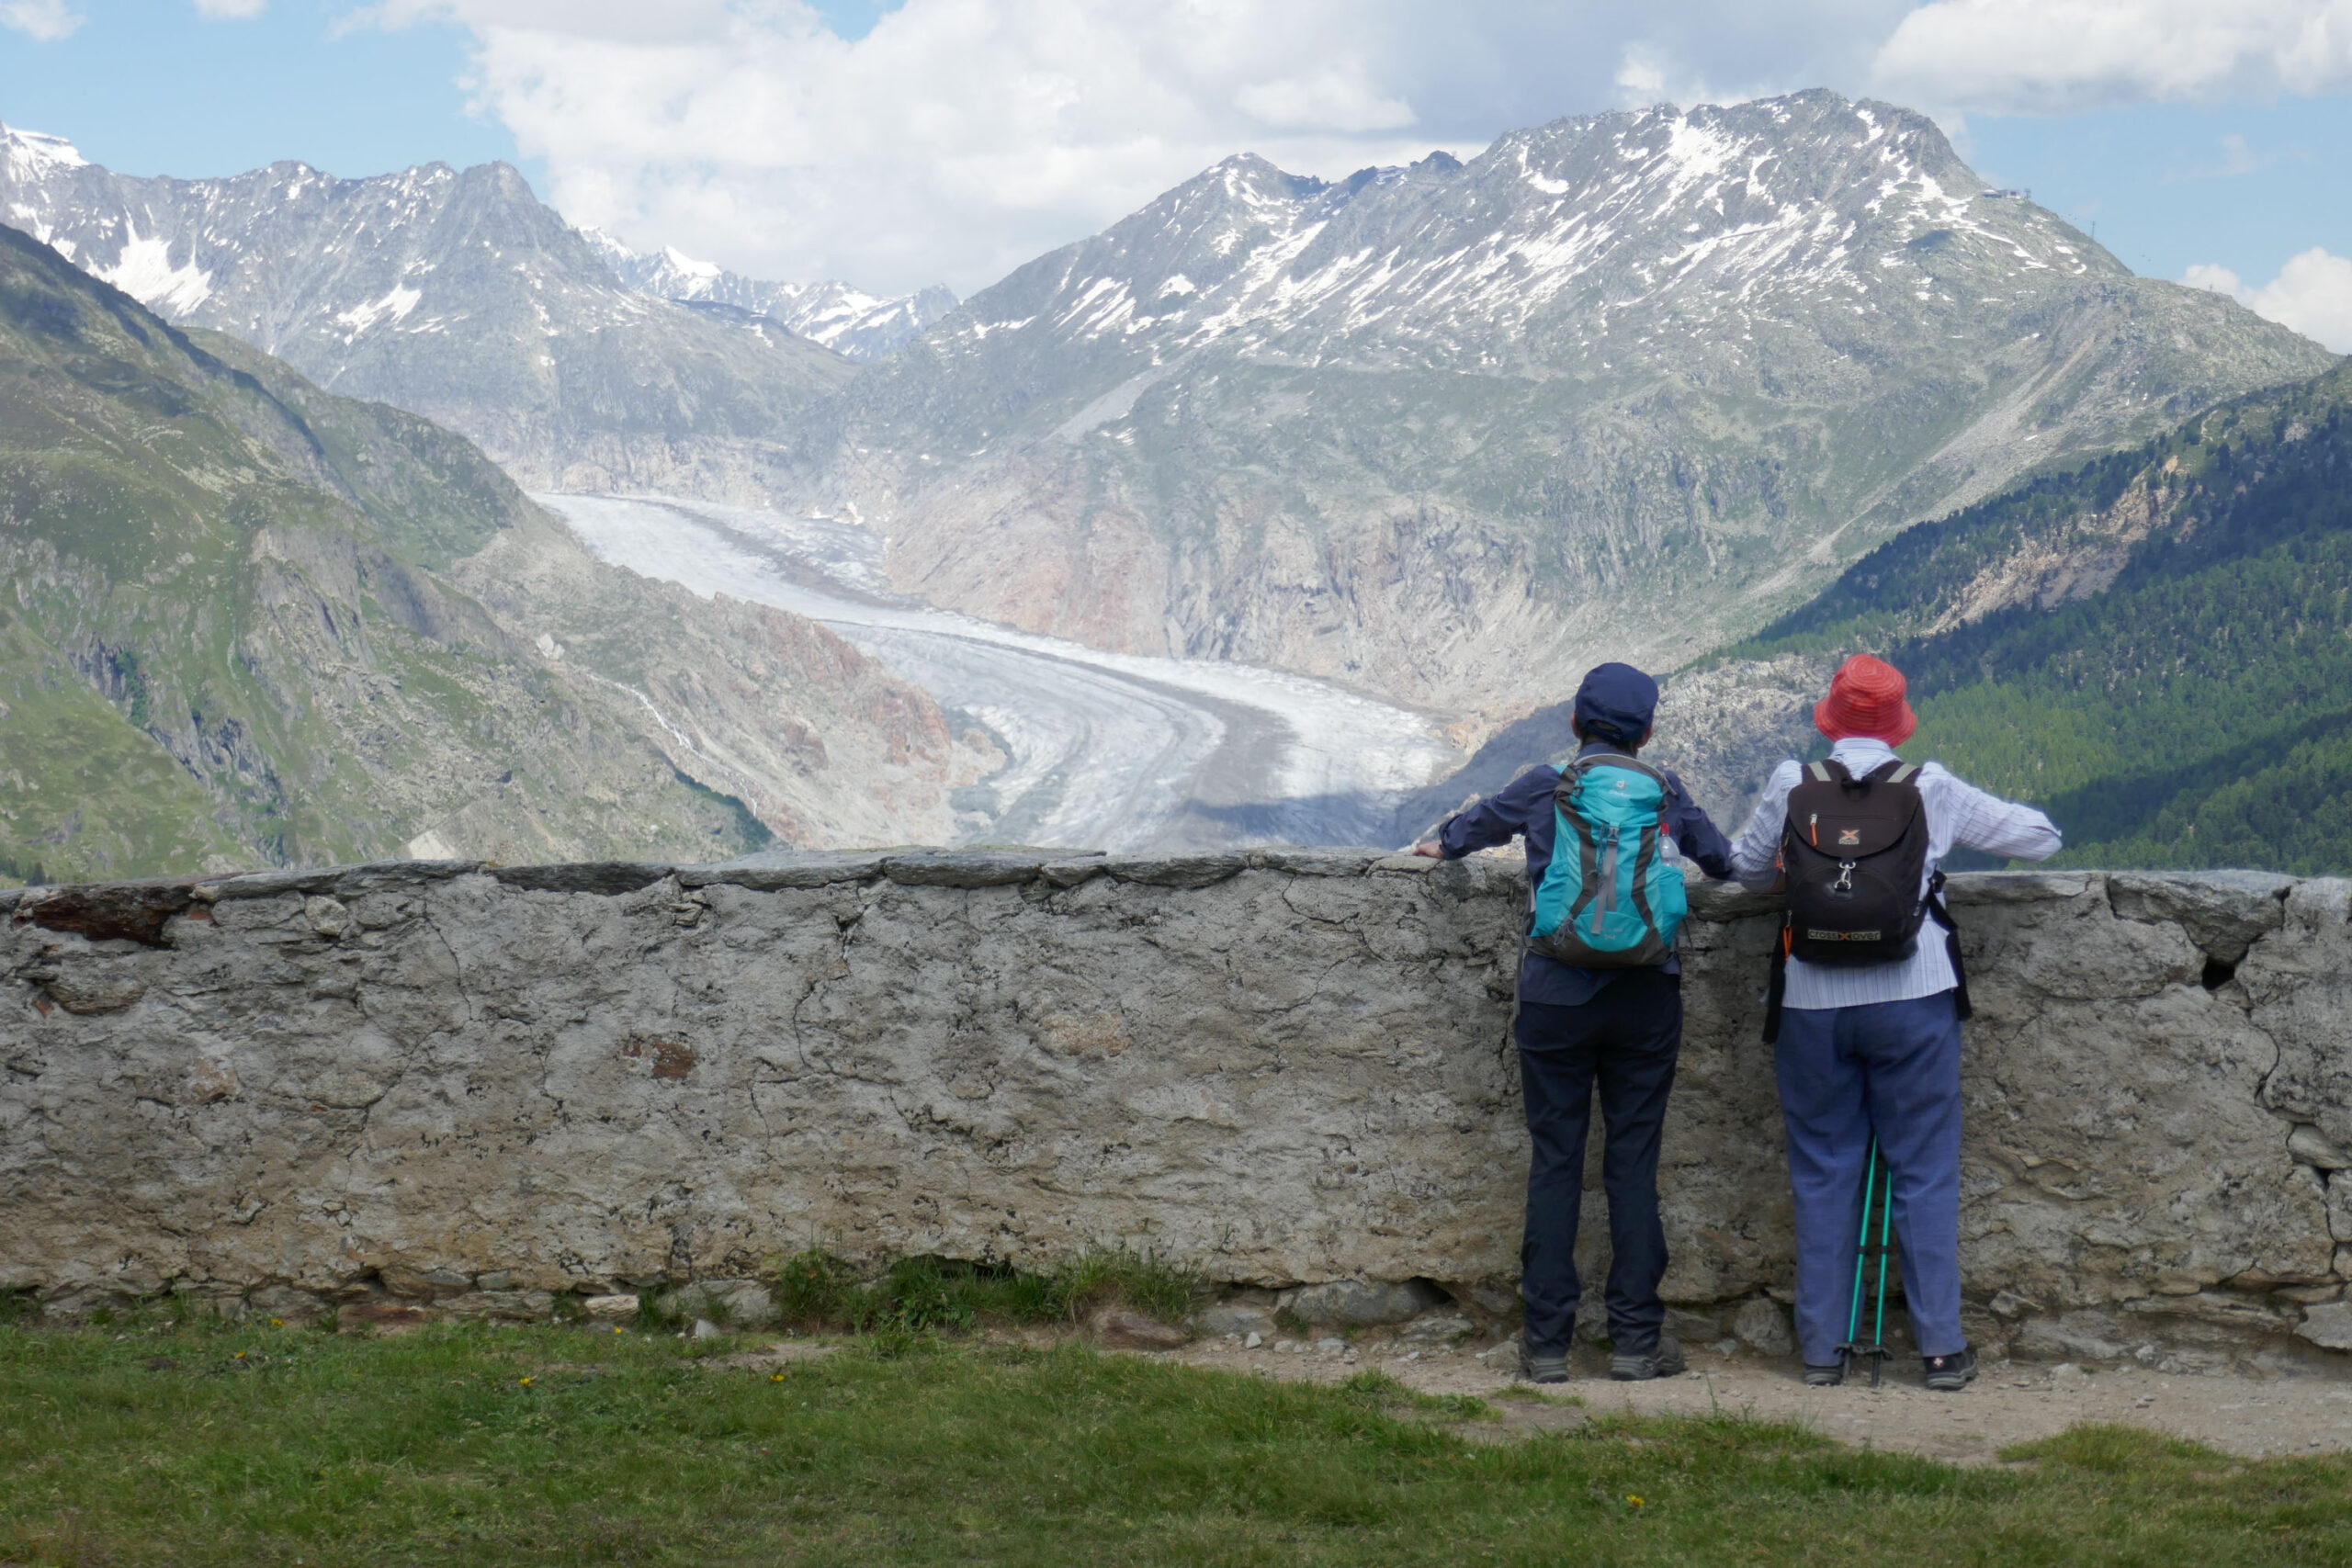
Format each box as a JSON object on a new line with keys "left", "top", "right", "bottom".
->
{"left": 1923, "top": 1348, "right": 1978, "bottom": 1392}
{"left": 1802, "top": 1361, "right": 1846, "bottom": 1387}
{"left": 1609, "top": 1336, "right": 1685, "bottom": 1382}
{"left": 1518, "top": 1344, "right": 1570, "bottom": 1384}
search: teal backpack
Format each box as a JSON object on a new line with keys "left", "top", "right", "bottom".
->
{"left": 1528, "top": 754, "right": 1689, "bottom": 968}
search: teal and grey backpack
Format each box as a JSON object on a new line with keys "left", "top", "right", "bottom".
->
{"left": 1528, "top": 754, "right": 1689, "bottom": 968}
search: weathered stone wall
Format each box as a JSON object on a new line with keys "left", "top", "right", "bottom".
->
{"left": 5, "top": 852, "right": 2349, "bottom": 1371}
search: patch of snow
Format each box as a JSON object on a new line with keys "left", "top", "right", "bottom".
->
{"left": 93, "top": 233, "right": 212, "bottom": 316}
{"left": 334, "top": 284, "right": 424, "bottom": 337}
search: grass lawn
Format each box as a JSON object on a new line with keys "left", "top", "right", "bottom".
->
{"left": 3, "top": 1314, "right": 2349, "bottom": 1566}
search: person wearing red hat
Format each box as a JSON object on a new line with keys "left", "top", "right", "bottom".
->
{"left": 1730, "top": 654, "right": 2061, "bottom": 1393}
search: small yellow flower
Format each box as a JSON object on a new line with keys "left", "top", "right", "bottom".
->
{"left": 1626, "top": 1495, "right": 1645, "bottom": 1507}
{"left": 519, "top": 1376, "right": 534, "bottom": 1386}
{"left": 233, "top": 1351, "right": 247, "bottom": 1360}
{"left": 771, "top": 1372, "right": 786, "bottom": 1382}
{"left": 614, "top": 1327, "right": 625, "bottom": 1335}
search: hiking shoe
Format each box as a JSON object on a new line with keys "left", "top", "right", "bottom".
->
{"left": 1519, "top": 1345, "right": 1570, "bottom": 1384}
{"left": 1923, "top": 1348, "right": 1977, "bottom": 1392}
{"left": 1802, "top": 1361, "right": 1847, "bottom": 1387}
{"left": 1609, "top": 1336, "right": 1685, "bottom": 1382}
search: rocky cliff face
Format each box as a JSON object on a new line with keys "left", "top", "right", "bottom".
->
{"left": 0, "top": 223, "right": 983, "bottom": 881}
{"left": 7, "top": 852, "right": 2348, "bottom": 1372}
{"left": 804, "top": 91, "right": 2335, "bottom": 716}
{"left": 0, "top": 124, "right": 853, "bottom": 495}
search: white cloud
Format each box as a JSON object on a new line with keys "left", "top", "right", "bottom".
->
{"left": 364, "top": 0, "right": 1905, "bottom": 294}
{"left": 0, "top": 0, "right": 83, "bottom": 40}
{"left": 357, "top": 0, "right": 2351, "bottom": 299}
{"left": 1873, "top": 0, "right": 2352, "bottom": 116}
{"left": 2188, "top": 249, "right": 2352, "bottom": 354}
{"left": 194, "top": 0, "right": 269, "bottom": 17}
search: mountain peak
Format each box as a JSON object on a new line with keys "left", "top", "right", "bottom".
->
{"left": 659, "top": 245, "right": 723, "bottom": 280}
{"left": 1, "top": 122, "right": 87, "bottom": 177}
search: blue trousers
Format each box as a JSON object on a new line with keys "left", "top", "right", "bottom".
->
{"left": 1516, "top": 970, "right": 1681, "bottom": 1356}
{"left": 1774, "top": 991, "right": 1966, "bottom": 1364}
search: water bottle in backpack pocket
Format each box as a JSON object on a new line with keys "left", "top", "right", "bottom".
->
{"left": 1529, "top": 755, "right": 1688, "bottom": 968}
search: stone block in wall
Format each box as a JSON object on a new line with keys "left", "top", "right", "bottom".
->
{"left": 1957, "top": 986, "right": 2334, "bottom": 1307}
{"left": 2108, "top": 871, "right": 2292, "bottom": 965}
{"left": 660, "top": 1280, "right": 776, "bottom": 1327}
{"left": 2301, "top": 1302, "right": 2352, "bottom": 1350}
{"left": 1276, "top": 1280, "right": 1447, "bottom": 1326}
{"left": 1730, "top": 1297, "right": 1793, "bottom": 1356}
{"left": 2245, "top": 880, "right": 2352, "bottom": 1152}
{"left": 1195, "top": 1303, "right": 1277, "bottom": 1337}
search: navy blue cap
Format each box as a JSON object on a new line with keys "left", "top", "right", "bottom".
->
{"left": 1573, "top": 662, "right": 1659, "bottom": 746}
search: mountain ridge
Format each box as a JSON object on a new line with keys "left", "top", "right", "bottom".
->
{"left": 791, "top": 90, "right": 2334, "bottom": 720}
{"left": 0, "top": 124, "right": 854, "bottom": 499}
{"left": 581, "top": 228, "right": 956, "bottom": 363}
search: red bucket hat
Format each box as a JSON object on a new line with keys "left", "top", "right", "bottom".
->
{"left": 1815, "top": 655, "right": 1918, "bottom": 747}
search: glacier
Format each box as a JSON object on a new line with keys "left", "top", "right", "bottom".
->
{"left": 538, "top": 494, "right": 1460, "bottom": 852}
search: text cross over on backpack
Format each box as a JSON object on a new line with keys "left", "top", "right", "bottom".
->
{"left": 1529, "top": 754, "right": 1689, "bottom": 967}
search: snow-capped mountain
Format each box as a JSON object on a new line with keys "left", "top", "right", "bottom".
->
{"left": 810, "top": 91, "right": 2335, "bottom": 716}
{"left": 582, "top": 230, "right": 956, "bottom": 363}
{"left": 0, "top": 122, "right": 852, "bottom": 497}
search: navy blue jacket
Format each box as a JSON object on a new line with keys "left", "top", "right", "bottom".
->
{"left": 1436, "top": 740, "right": 1736, "bottom": 1006}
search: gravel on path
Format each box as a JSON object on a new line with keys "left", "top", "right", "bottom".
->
{"left": 1167, "top": 1337, "right": 2352, "bottom": 1462}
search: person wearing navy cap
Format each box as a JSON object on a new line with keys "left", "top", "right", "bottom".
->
{"left": 1415, "top": 663, "right": 1735, "bottom": 1383}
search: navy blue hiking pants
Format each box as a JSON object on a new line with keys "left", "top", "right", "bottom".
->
{"left": 1774, "top": 991, "right": 1966, "bottom": 1364}
{"left": 1515, "top": 970, "right": 1681, "bottom": 1357}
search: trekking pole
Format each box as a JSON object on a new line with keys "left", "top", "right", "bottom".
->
{"left": 1870, "top": 1146, "right": 1895, "bottom": 1387}
{"left": 1837, "top": 1137, "right": 1892, "bottom": 1387}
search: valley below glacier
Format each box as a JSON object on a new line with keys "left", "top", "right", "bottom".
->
{"left": 539, "top": 495, "right": 1461, "bottom": 852}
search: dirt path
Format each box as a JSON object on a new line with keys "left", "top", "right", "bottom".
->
{"left": 1166, "top": 1337, "right": 2352, "bottom": 1462}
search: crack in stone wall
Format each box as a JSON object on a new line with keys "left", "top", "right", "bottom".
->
{"left": 3, "top": 852, "right": 2349, "bottom": 1371}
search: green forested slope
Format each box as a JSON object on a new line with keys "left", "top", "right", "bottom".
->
{"left": 1736, "top": 360, "right": 2352, "bottom": 872}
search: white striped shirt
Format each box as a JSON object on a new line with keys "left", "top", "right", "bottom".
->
{"left": 1729, "top": 738, "right": 2064, "bottom": 1009}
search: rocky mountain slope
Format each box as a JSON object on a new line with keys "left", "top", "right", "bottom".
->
{"left": 798, "top": 90, "right": 2334, "bottom": 719}
{"left": 0, "top": 123, "right": 854, "bottom": 497}
{"left": 0, "top": 223, "right": 983, "bottom": 884}
{"left": 582, "top": 230, "right": 956, "bottom": 363}
{"left": 1717, "top": 359, "right": 2352, "bottom": 873}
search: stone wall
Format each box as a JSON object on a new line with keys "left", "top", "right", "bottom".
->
{"left": 5, "top": 852, "right": 2349, "bottom": 1371}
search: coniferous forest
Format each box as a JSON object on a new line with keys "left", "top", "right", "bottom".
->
{"left": 1736, "top": 363, "right": 2352, "bottom": 872}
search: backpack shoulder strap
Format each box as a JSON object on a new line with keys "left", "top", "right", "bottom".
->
{"left": 1806, "top": 761, "right": 1835, "bottom": 784}
{"left": 1887, "top": 762, "right": 1919, "bottom": 784}
{"left": 1924, "top": 868, "right": 1973, "bottom": 1022}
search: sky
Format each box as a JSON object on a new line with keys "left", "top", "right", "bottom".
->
{"left": 2, "top": 0, "right": 2348, "bottom": 350}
